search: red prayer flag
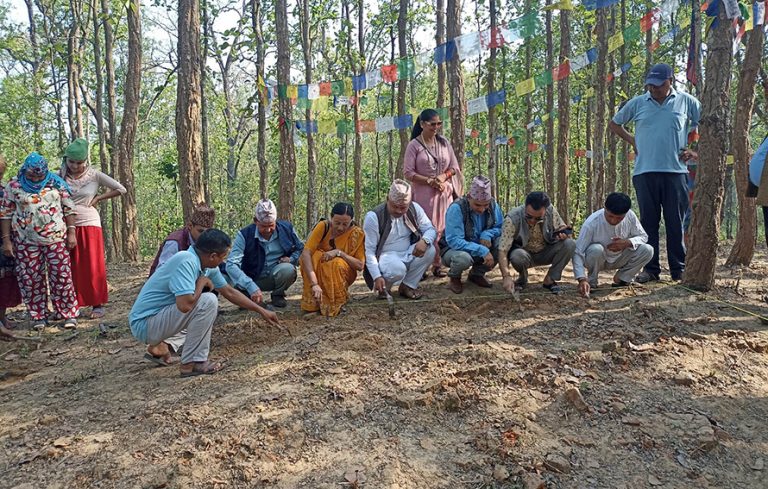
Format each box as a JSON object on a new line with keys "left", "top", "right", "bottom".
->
{"left": 650, "top": 39, "right": 661, "bottom": 52}
{"left": 606, "top": 73, "right": 614, "bottom": 82}
{"left": 481, "top": 27, "right": 506, "bottom": 49}
{"left": 508, "top": 137, "right": 516, "bottom": 146}
{"left": 382, "top": 64, "right": 398, "bottom": 83}
{"left": 640, "top": 11, "right": 655, "bottom": 32}
{"left": 527, "top": 143, "right": 538, "bottom": 152}
{"left": 471, "top": 129, "right": 480, "bottom": 138}
{"left": 357, "top": 120, "right": 375, "bottom": 133}
{"left": 319, "top": 82, "right": 332, "bottom": 96}
{"left": 552, "top": 61, "right": 571, "bottom": 81}
{"left": 575, "top": 149, "right": 586, "bottom": 157}
{"left": 628, "top": 152, "right": 635, "bottom": 161}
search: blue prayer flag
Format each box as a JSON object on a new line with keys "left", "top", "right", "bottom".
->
{"left": 586, "top": 48, "right": 598, "bottom": 63}
{"left": 394, "top": 114, "right": 413, "bottom": 130}
{"left": 298, "top": 85, "right": 308, "bottom": 99}
{"left": 352, "top": 74, "right": 367, "bottom": 91}
{"left": 434, "top": 40, "right": 457, "bottom": 64}
{"left": 486, "top": 89, "right": 506, "bottom": 108}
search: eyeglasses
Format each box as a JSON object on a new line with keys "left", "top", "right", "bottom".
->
{"left": 425, "top": 121, "right": 443, "bottom": 127}
{"left": 525, "top": 213, "right": 544, "bottom": 223}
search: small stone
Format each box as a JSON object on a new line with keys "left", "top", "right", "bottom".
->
{"left": 751, "top": 458, "right": 764, "bottom": 471}
{"left": 673, "top": 374, "right": 696, "bottom": 386}
{"left": 611, "top": 402, "right": 627, "bottom": 413}
{"left": 444, "top": 391, "right": 463, "bottom": 412}
{"left": 393, "top": 393, "right": 433, "bottom": 409}
{"left": 602, "top": 341, "right": 620, "bottom": 352}
{"left": 564, "top": 387, "right": 590, "bottom": 412}
{"left": 520, "top": 472, "right": 546, "bottom": 489}
{"left": 648, "top": 474, "right": 663, "bottom": 486}
{"left": 621, "top": 416, "right": 644, "bottom": 426}
{"left": 585, "top": 459, "right": 600, "bottom": 469}
{"left": 53, "top": 436, "right": 73, "bottom": 448}
{"left": 493, "top": 464, "right": 510, "bottom": 481}
{"left": 544, "top": 453, "right": 571, "bottom": 474}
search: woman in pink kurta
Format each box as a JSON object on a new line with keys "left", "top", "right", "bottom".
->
{"left": 404, "top": 109, "right": 462, "bottom": 277}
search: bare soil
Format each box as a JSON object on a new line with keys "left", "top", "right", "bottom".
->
{"left": 2, "top": 247, "right": 768, "bottom": 489}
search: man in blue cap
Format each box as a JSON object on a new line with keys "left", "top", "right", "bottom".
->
{"left": 609, "top": 63, "right": 701, "bottom": 283}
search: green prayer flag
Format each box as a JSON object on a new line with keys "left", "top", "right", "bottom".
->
{"left": 278, "top": 84, "right": 287, "bottom": 99}
{"left": 398, "top": 58, "right": 415, "bottom": 79}
{"left": 297, "top": 98, "right": 311, "bottom": 110}
{"left": 516, "top": 12, "right": 541, "bottom": 39}
{"left": 436, "top": 107, "right": 449, "bottom": 121}
{"left": 331, "top": 81, "right": 345, "bottom": 96}
{"left": 534, "top": 70, "right": 553, "bottom": 87}
{"left": 359, "top": 96, "right": 369, "bottom": 106}
{"left": 623, "top": 24, "right": 641, "bottom": 42}
{"left": 337, "top": 119, "right": 352, "bottom": 136}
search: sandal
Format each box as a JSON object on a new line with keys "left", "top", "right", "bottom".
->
{"left": 432, "top": 266, "right": 447, "bottom": 278}
{"left": 32, "top": 320, "right": 47, "bottom": 331}
{"left": 180, "top": 360, "right": 226, "bottom": 378}
{"left": 398, "top": 284, "right": 423, "bottom": 300}
{"left": 143, "top": 352, "right": 181, "bottom": 367}
{"left": 90, "top": 307, "right": 105, "bottom": 319}
{"left": 62, "top": 319, "right": 78, "bottom": 330}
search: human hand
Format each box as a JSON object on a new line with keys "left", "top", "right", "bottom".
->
{"left": 66, "top": 232, "right": 77, "bottom": 250}
{"left": 483, "top": 252, "right": 495, "bottom": 268}
{"left": 412, "top": 239, "right": 428, "bottom": 257}
{"left": 311, "top": 284, "right": 323, "bottom": 303}
{"left": 250, "top": 290, "right": 263, "bottom": 304}
{"left": 279, "top": 256, "right": 291, "bottom": 264}
{"left": 374, "top": 277, "right": 386, "bottom": 293}
{"left": 1, "top": 240, "right": 13, "bottom": 258}
{"left": 607, "top": 237, "right": 630, "bottom": 252}
{"left": 479, "top": 239, "right": 492, "bottom": 248}
{"left": 260, "top": 309, "right": 279, "bottom": 326}
{"left": 196, "top": 276, "right": 214, "bottom": 291}
{"left": 502, "top": 276, "right": 515, "bottom": 294}
{"left": 89, "top": 196, "right": 100, "bottom": 207}
{"left": 578, "top": 279, "right": 590, "bottom": 298}
{"left": 552, "top": 226, "right": 573, "bottom": 241}
{"left": 322, "top": 250, "right": 340, "bottom": 262}
{"left": 679, "top": 149, "right": 698, "bottom": 162}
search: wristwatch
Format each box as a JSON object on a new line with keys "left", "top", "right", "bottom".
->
{"left": 422, "top": 237, "right": 432, "bottom": 246}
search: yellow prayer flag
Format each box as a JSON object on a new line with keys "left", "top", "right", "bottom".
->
{"left": 312, "top": 96, "right": 329, "bottom": 113}
{"left": 726, "top": 155, "right": 734, "bottom": 165}
{"left": 584, "top": 87, "right": 594, "bottom": 98}
{"left": 607, "top": 31, "right": 624, "bottom": 53}
{"left": 679, "top": 14, "right": 691, "bottom": 30}
{"left": 744, "top": 17, "right": 753, "bottom": 32}
{"left": 542, "top": 0, "right": 574, "bottom": 11}
{"left": 515, "top": 78, "right": 535, "bottom": 97}
{"left": 287, "top": 84, "right": 298, "bottom": 99}
{"left": 631, "top": 54, "right": 643, "bottom": 66}
{"left": 318, "top": 119, "right": 336, "bottom": 134}
{"left": 344, "top": 78, "right": 354, "bottom": 96}
{"left": 541, "top": 114, "right": 550, "bottom": 122}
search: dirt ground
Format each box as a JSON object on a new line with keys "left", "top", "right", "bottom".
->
{"left": 1, "top": 245, "right": 768, "bottom": 489}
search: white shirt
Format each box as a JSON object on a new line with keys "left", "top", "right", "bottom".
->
{"left": 573, "top": 208, "right": 648, "bottom": 280}
{"left": 363, "top": 202, "right": 437, "bottom": 281}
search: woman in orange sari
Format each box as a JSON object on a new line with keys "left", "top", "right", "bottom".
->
{"left": 300, "top": 203, "right": 365, "bottom": 317}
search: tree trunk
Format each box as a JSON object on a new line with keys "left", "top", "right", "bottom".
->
{"left": 683, "top": 5, "right": 733, "bottom": 290}
{"left": 556, "top": 9, "right": 571, "bottom": 222}
{"left": 302, "top": 0, "right": 318, "bottom": 228}
{"left": 353, "top": 0, "right": 364, "bottom": 215}
{"left": 100, "top": 0, "right": 122, "bottom": 259}
{"left": 436, "top": 0, "right": 446, "bottom": 109}
{"left": 619, "top": 0, "right": 629, "bottom": 193}
{"left": 524, "top": 33, "right": 532, "bottom": 194}
{"left": 487, "top": 0, "right": 498, "bottom": 196}
{"left": 115, "top": 0, "right": 141, "bottom": 261}
{"left": 585, "top": 99, "right": 593, "bottom": 216}
{"left": 592, "top": 8, "right": 608, "bottom": 211}
{"left": 691, "top": 0, "right": 703, "bottom": 97}
{"left": 446, "top": 0, "right": 465, "bottom": 171}
{"left": 544, "top": 0, "right": 554, "bottom": 197}
{"left": 394, "top": 0, "right": 408, "bottom": 179}
{"left": 275, "top": 0, "right": 297, "bottom": 220}
{"left": 725, "top": 26, "right": 764, "bottom": 266}
{"left": 24, "top": 0, "right": 43, "bottom": 150}
{"left": 176, "top": 0, "right": 206, "bottom": 223}
{"left": 251, "top": 0, "right": 268, "bottom": 198}
{"left": 200, "top": 0, "right": 212, "bottom": 201}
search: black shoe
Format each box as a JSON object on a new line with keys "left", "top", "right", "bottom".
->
{"left": 670, "top": 272, "right": 683, "bottom": 281}
{"left": 271, "top": 295, "right": 287, "bottom": 308}
{"left": 635, "top": 271, "right": 659, "bottom": 284}
{"left": 611, "top": 280, "right": 631, "bottom": 287}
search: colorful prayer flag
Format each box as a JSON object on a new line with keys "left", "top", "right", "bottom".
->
{"left": 312, "top": 96, "right": 329, "bottom": 112}
{"left": 382, "top": 64, "right": 398, "bottom": 83}
{"left": 393, "top": 114, "right": 413, "bottom": 130}
{"left": 331, "top": 81, "right": 344, "bottom": 96}
{"left": 397, "top": 58, "right": 415, "bottom": 79}
{"left": 583, "top": 0, "right": 620, "bottom": 10}
{"left": 318, "top": 119, "right": 335, "bottom": 134}
{"left": 515, "top": 78, "right": 535, "bottom": 97}
{"left": 308, "top": 83, "right": 320, "bottom": 100}
{"left": 623, "top": 23, "right": 641, "bottom": 42}
{"left": 297, "top": 98, "right": 311, "bottom": 110}
{"left": 319, "top": 82, "right": 332, "bottom": 96}
{"left": 552, "top": 61, "right": 571, "bottom": 81}
{"left": 357, "top": 120, "right": 376, "bottom": 133}
{"left": 487, "top": 90, "right": 506, "bottom": 108}
{"left": 534, "top": 70, "right": 553, "bottom": 87}
{"left": 352, "top": 74, "right": 366, "bottom": 91}
{"left": 456, "top": 32, "right": 481, "bottom": 60}
{"left": 480, "top": 27, "right": 506, "bottom": 49}
{"left": 608, "top": 31, "right": 624, "bottom": 53}
{"left": 365, "top": 70, "right": 382, "bottom": 89}
{"left": 375, "top": 117, "right": 395, "bottom": 132}
{"left": 337, "top": 119, "right": 353, "bottom": 135}
{"left": 434, "top": 40, "right": 457, "bottom": 64}
{"left": 467, "top": 96, "right": 489, "bottom": 115}
{"left": 287, "top": 85, "right": 298, "bottom": 99}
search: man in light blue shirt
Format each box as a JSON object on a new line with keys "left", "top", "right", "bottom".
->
{"left": 440, "top": 176, "right": 503, "bottom": 294}
{"left": 130, "top": 229, "right": 279, "bottom": 377}
{"left": 609, "top": 63, "right": 700, "bottom": 283}
{"left": 226, "top": 199, "right": 304, "bottom": 308}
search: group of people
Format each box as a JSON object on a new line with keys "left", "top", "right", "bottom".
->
{"left": 129, "top": 62, "right": 703, "bottom": 377}
{"left": 0, "top": 139, "right": 126, "bottom": 339}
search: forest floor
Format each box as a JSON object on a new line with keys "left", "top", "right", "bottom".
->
{"left": 2, "top": 244, "right": 768, "bottom": 489}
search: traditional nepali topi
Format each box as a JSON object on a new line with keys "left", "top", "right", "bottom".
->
{"left": 65, "top": 138, "right": 89, "bottom": 161}
{"left": 388, "top": 179, "right": 412, "bottom": 204}
{"left": 190, "top": 205, "right": 216, "bottom": 228}
{"left": 468, "top": 175, "right": 493, "bottom": 201}
{"left": 254, "top": 199, "right": 278, "bottom": 223}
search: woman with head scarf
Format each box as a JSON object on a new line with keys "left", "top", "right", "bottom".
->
{"left": 0, "top": 152, "right": 79, "bottom": 330}
{"left": 404, "top": 109, "right": 463, "bottom": 278}
{"left": 61, "top": 138, "right": 127, "bottom": 319}
{"left": 299, "top": 202, "right": 365, "bottom": 317}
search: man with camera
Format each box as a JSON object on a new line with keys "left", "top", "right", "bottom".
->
{"left": 573, "top": 192, "right": 653, "bottom": 298}
{"left": 498, "top": 191, "right": 575, "bottom": 294}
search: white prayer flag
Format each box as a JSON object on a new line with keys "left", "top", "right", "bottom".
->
{"left": 756, "top": 1, "right": 766, "bottom": 25}
{"left": 722, "top": 0, "right": 740, "bottom": 18}
{"left": 570, "top": 52, "right": 590, "bottom": 72}
{"left": 467, "top": 96, "right": 489, "bottom": 115}
{"left": 456, "top": 32, "right": 481, "bottom": 60}
{"left": 308, "top": 83, "right": 320, "bottom": 100}
{"left": 375, "top": 117, "right": 395, "bottom": 132}
{"left": 366, "top": 70, "right": 383, "bottom": 89}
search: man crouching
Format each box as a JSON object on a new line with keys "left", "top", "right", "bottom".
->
{"left": 129, "top": 229, "right": 279, "bottom": 377}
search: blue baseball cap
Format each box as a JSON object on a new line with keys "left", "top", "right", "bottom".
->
{"left": 645, "top": 63, "right": 673, "bottom": 86}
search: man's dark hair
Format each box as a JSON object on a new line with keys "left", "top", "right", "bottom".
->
{"left": 604, "top": 192, "right": 632, "bottom": 215}
{"left": 196, "top": 229, "right": 231, "bottom": 254}
{"left": 525, "top": 191, "right": 551, "bottom": 210}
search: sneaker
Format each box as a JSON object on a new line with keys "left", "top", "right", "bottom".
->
{"left": 543, "top": 281, "right": 563, "bottom": 294}
{"left": 611, "top": 280, "right": 632, "bottom": 288}
{"left": 635, "top": 271, "right": 659, "bottom": 284}
{"left": 271, "top": 295, "right": 288, "bottom": 308}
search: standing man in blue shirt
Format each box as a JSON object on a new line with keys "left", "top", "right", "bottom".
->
{"left": 226, "top": 199, "right": 304, "bottom": 308}
{"left": 440, "top": 176, "right": 503, "bottom": 294}
{"left": 129, "top": 229, "right": 279, "bottom": 377}
{"left": 609, "top": 63, "right": 701, "bottom": 283}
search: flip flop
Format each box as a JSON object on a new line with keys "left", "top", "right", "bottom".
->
{"left": 90, "top": 307, "right": 105, "bottom": 319}
{"left": 180, "top": 360, "right": 226, "bottom": 378}
{"left": 143, "top": 352, "right": 180, "bottom": 367}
